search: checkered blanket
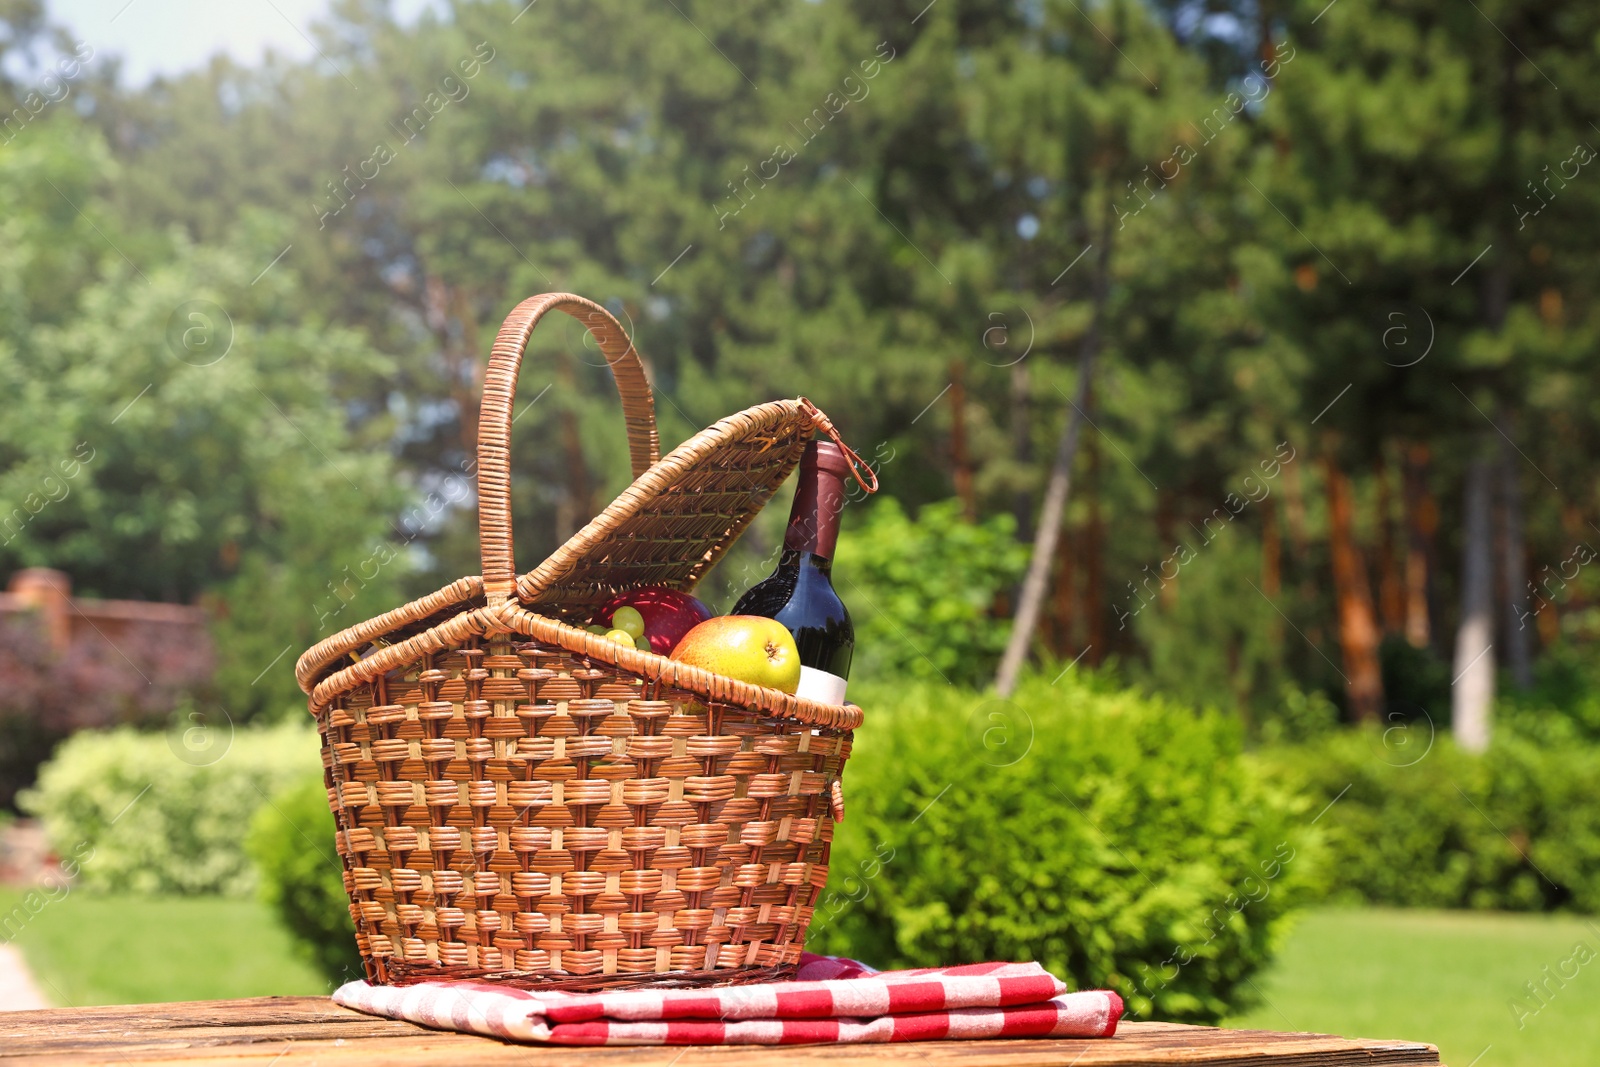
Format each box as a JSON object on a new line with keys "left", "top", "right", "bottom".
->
{"left": 333, "top": 954, "right": 1123, "bottom": 1046}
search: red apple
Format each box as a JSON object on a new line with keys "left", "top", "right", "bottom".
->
{"left": 596, "top": 587, "right": 712, "bottom": 655}
{"left": 671, "top": 616, "right": 801, "bottom": 694}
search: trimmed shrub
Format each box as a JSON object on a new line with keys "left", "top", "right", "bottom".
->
{"left": 810, "top": 673, "right": 1317, "bottom": 1024}
{"left": 19, "top": 720, "right": 316, "bottom": 895}
{"left": 1257, "top": 728, "right": 1600, "bottom": 913}
{"left": 247, "top": 774, "right": 361, "bottom": 985}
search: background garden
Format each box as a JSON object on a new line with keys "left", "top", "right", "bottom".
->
{"left": 2, "top": 0, "right": 1599, "bottom": 1063}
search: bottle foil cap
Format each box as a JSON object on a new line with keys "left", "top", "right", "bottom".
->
{"left": 804, "top": 439, "right": 853, "bottom": 479}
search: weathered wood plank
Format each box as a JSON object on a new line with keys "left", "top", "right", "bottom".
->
{"left": 0, "top": 998, "right": 1443, "bottom": 1067}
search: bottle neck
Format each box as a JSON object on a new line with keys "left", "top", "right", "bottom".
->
{"left": 783, "top": 443, "right": 848, "bottom": 559}
{"left": 781, "top": 547, "right": 834, "bottom": 574}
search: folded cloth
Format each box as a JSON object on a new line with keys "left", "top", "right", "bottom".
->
{"left": 332, "top": 954, "right": 1123, "bottom": 1046}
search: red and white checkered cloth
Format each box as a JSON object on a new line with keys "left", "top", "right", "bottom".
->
{"left": 332, "top": 954, "right": 1123, "bottom": 1046}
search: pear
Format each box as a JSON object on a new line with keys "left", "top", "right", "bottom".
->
{"left": 671, "top": 616, "right": 801, "bottom": 694}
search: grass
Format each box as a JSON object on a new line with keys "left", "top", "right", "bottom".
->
{"left": 1226, "top": 908, "right": 1600, "bottom": 1067}
{"left": 0, "top": 889, "right": 328, "bottom": 1006}
{"left": 4, "top": 894, "right": 1599, "bottom": 1066}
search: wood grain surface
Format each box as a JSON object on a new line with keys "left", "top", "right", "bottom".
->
{"left": 0, "top": 997, "right": 1445, "bottom": 1067}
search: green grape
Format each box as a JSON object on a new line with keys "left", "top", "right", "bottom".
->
{"left": 611, "top": 606, "right": 646, "bottom": 639}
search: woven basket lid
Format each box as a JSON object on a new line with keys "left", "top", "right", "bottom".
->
{"left": 295, "top": 294, "right": 874, "bottom": 706}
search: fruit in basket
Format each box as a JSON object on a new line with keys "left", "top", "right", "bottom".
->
{"left": 611, "top": 606, "right": 646, "bottom": 639}
{"left": 605, "top": 628, "right": 636, "bottom": 647}
{"left": 670, "top": 616, "right": 801, "bottom": 694}
{"left": 597, "top": 587, "right": 712, "bottom": 655}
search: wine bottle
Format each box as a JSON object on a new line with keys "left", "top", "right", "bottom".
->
{"left": 732, "top": 439, "right": 854, "bottom": 703}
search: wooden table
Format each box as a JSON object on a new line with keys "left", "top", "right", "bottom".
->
{"left": 0, "top": 997, "right": 1444, "bottom": 1066}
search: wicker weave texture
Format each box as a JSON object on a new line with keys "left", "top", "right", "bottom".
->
{"left": 300, "top": 293, "right": 866, "bottom": 989}
{"left": 324, "top": 634, "right": 850, "bottom": 985}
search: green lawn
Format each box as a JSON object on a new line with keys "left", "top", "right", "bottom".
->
{"left": 0, "top": 889, "right": 327, "bottom": 1006}
{"left": 5, "top": 894, "right": 1599, "bottom": 1067}
{"left": 1227, "top": 908, "right": 1600, "bottom": 1067}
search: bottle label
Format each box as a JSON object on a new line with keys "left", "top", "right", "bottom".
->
{"left": 796, "top": 666, "right": 848, "bottom": 705}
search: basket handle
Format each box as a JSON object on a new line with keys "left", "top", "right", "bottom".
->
{"left": 478, "top": 293, "right": 659, "bottom": 609}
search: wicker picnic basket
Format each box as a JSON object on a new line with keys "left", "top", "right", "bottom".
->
{"left": 294, "top": 293, "right": 875, "bottom": 991}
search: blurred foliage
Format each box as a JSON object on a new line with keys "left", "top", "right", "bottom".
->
{"left": 1498, "top": 642, "right": 1600, "bottom": 744}
{"left": 834, "top": 498, "right": 1027, "bottom": 688}
{"left": 1378, "top": 637, "right": 1454, "bottom": 726}
{"left": 0, "top": 0, "right": 1598, "bottom": 1021}
{"left": 812, "top": 672, "right": 1317, "bottom": 1024}
{"left": 0, "top": 0, "right": 1596, "bottom": 725}
{"left": 1258, "top": 682, "right": 1341, "bottom": 745}
{"left": 0, "top": 121, "right": 409, "bottom": 717}
{"left": 1258, "top": 729, "right": 1600, "bottom": 913}
{"left": 1130, "top": 524, "right": 1302, "bottom": 726}
{"left": 247, "top": 773, "right": 361, "bottom": 986}
{"left": 19, "top": 721, "right": 316, "bottom": 894}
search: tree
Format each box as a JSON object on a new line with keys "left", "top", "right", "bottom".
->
{"left": 0, "top": 120, "right": 406, "bottom": 715}
{"left": 1453, "top": 450, "right": 1494, "bottom": 752}
{"left": 1250, "top": 0, "right": 1600, "bottom": 728}
{"left": 8, "top": 0, "right": 1600, "bottom": 732}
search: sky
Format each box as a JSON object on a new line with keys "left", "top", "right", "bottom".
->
{"left": 43, "top": 0, "right": 437, "bottom": 85}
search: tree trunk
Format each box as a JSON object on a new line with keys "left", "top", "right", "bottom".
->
{"left": 1543, "top": 504, "right": 1590, "bottom": 645}
{"left": 1010, "top": 361, "right": 1033, "bottom": 541}
{"left": 1323, "top": 451, "right": 1384, "bottom": 722}
{"left": 1281, "top": 457, "right": 1310, "bottom": 557}
{"left": 949, "top": 360, "right": 977, "bottom": 521}
{"left": 1085, "top": 412, "right": 1106, "bottom": 662}
{"left": 554, "top": 350, "right": 592, "bottom": 541}
{"left": 1261, "top": 492, "right": 1282, "bottom": 597}
{"left": 451, "top": 283, "right": 483, "bottom": 450}
{"left": 557, "top": 409, "right": 591, "bottom": 540}
{"left": 1498, "top": 437, "right": 1532, "bottom": 689}
{"left": 1047, "top": 526, "right": 1076, "bottom": 656}
{"left": 995, "top": 227, "right": 1112, "bottom": 696}
{"left": 1561, "top": 501, "right": 1587, "bottom": 542}
{"left": 1452, "top": 31, "right": 1516, "bottom": 744}
{"left": 1376, "top": 454, "right": 1405, "bottom": 634}
{"left": 1540, "top": 500, "right": 1585, "bottom": 646}
{"left": 1261, "top": 492, "right": 1283, "bottom": 650}
{"left": 424, "top": 276, "right": 484, "bottom": 454}
{"left": 1402, "top": 442, "right": 1436, "bottom": 649}
{"left": 1156, "top": 489, "right": 1177, "bottom": 609}
{"left": 1453, "top": 452, "right": 1496, "bottom": 752}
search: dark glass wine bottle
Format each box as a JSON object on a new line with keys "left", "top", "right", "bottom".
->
{"left": 732, "top": 439, "right": 854, "bottom": 703}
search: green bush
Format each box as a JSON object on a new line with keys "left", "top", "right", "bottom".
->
{"left": 1499, "top": 642, "right": 1600, "bottom": 745}
{"left": 1378, "top": 637, "right": 1452, "bottom": 725}
{"left": 833, "top": 498, "right": 1028, "bottom": 688}
{"left": 1257, "top": 683, "right": 1340, "bottom": 744}
{"left": 1257, "top": 727, "right": 1600, "bottom": 913}
{"left": 811, "top": 673, "right": 1317, "bottom": 1023}
{"left": 1130, "top": 532, "right": 1301, "bottom": 727}
{"left": 247, "top": 774, "right": 361, "bottom": 985}
{"left": 19, "top": 720, "right": 317, "bottom": 895}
